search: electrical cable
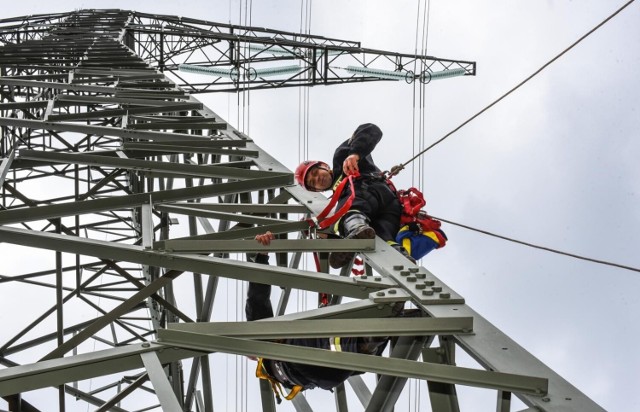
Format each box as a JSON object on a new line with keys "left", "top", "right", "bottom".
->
{"left": 388, "top": 0, "right": 637, "bottom": 177}
{"left": 431, "top": 215, "right": 640, "bottom": 274}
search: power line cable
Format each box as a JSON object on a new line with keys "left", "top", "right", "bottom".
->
{"left": 431, "top": 215, "right": 640, "bottom": 274}
{"left": 388, "top": 0, "right": 637, "bottom": 177}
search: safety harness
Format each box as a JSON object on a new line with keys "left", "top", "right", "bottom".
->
{"left": 307, "top": 171, "right": 359, "bottom": 231}
{"left": 256, "top": 358, "right": 304, "bottom": 403}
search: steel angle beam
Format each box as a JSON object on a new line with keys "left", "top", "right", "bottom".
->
{"left": 0, "top": 226, "right": 386, "bottom": 298}
{"left": 0, "top": 343, "right": 204, "bottom": 396}
{"left": 55, "top": 95, "right": 189, "bottom": 107}
{"left": 155, "top": 221, "right": 312, "bottom": 247}
{"left": 155, "top": 204, "right": 291, "bottom": 225}
{"left": 358, "top": 242, "right": 605, "bottom": 411}
{"left": 427, "top": 304, "right": 606, "bottom": 412}
{"left": 160, "top": 239, "right": 375, "bottom": 253}
{"left": 0, "top": 117, "right": 209, "bottom": 142}
{"left": 167, "top": 202, "right": 308, "bottom": 213}
{"left": 140, "top": 352, "right": 183, "bottom": 412}
{"left": 268, "top": 299, "right": 397, "bottom": 321}
{"left": 365, "top": 336, "right": 430, "bottom": 412}
{"left": 127, "top": 121, "right": 227, "bottom": 131}
{"left": 123, "top": 141, "right": 248, "bottom": 153}
{"left": 0, "top": 175, "right": 291, "bottom": 225}
{"left": 47, "top": 102, "right": 204, "bottom": 121}
{"left": 18, "top": 149, "right": 271, "bottom": 179}
{"left": 157, "top": 331, "right": 548, "bottom": 396}
{"left": 165, "top": 317, "right": 473, "bottom": 339}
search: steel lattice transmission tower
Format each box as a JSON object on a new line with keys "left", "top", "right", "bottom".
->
{"left": 0, "top": 9, "right": 603, "bottom": 412}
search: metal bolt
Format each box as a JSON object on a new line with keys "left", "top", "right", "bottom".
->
{"left": 409, "top": 267, "right": 419, "bottom": 273}
{"left": 439, "top": 293, "right": 450, "bottom": 299}
{"left": 416, "top": 284, "right": 426, "bottom": 290}
{"left": 400, "top": 270, "right": 410, "bottom": 276}
{"left": 374, "top": 277, "right": 381, "bottom": 282}
{"left": 416, "top": 273, "right": 426, "bottom": 279}
{"left": 388, "top": 289, "right": 397, "bottom": 294}
{"left": 407, "top": 276, "right": 417, "bottom": 282}
{"left": 360, "top": 275, "right": 367, "bottom": 279}
{"left": 393, "top": 265, "right": 404, "bottom": 270}
{"left": 422, "top": 290, "right": 434, "bottom": 296}
{"left": 142, "top": 342, "right": 151, "bottom": 348}
{"left": 376, "top": 291, "right": 385, "bottom": 297}
{"left": 432, "top": 286, "right": 442, "bottom": 292}
{"left": 424, "top": 280, "right": 435, "bottom": 286}
{"left": 542, "top": 397, "right": 550, "bottom": 402}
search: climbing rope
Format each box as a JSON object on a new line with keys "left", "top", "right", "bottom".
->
{"left": 388, "top": 0, "right": 637, "bottom": 177}
{"left": 431, "top": 215, "right": 640, "bottom": 274}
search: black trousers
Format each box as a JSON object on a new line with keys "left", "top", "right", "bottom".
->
{"left": 336, "top": 178, "right": 402, "bottom": 243}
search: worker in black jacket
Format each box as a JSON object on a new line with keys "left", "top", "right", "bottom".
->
{"left": 246, "top": 231, "right": 389, "bottom": 402}
{"left": 294, "top": 123, "right": 410, "bottom": 268}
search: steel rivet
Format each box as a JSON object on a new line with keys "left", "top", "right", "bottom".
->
{"left": 439, "top": 292, "right": 450, "bottom": 299}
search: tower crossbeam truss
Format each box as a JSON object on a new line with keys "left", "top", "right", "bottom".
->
{"left": 0, "top": 9, "right": 603, "bottom": 412}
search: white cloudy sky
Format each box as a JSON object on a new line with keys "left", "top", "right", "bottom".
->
{"left": 2, "top": 1, "right": 639, "bottom": 411}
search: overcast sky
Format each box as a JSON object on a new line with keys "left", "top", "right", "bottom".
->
{"left": 2, "top": 1, "right": 639, "bottom": 411}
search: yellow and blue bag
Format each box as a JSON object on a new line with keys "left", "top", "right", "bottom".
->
{"left": 396, "top": 220, "right": 447, "bottom": 260}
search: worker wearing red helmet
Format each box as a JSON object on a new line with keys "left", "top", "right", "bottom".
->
{"left": 295, "top": 123, "right": 409, "bottom": 268}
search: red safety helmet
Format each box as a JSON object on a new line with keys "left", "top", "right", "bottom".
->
{"left": 294, "top": 160, "right": 330, "bottom": 191}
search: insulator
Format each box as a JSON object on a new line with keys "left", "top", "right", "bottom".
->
{"left": 419, "top": 67, "right": 466, "bottom": 84}
{"left": 179, "top": 64, "right": 240, "bottom": 81}
{"left": 246, "top": 65, "right": 301, "bottom": 81}
{"left": 344, "top": 66, "right": 415, "bottom": 83}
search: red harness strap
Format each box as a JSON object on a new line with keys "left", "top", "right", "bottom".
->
{"left": 309, "top": 171, "right": 360, "bottom": 230}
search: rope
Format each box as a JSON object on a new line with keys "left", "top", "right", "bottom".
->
{"left": 388, "top": 0, "right": 637, "bottom": 177}
{"left": 431, "top": 215, "right": 640, "bottom": 274}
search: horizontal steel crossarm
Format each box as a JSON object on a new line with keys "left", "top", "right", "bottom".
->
{"left": 0, "top": 77, "right": 121, "bottom": 94}
{"left": 123, "top": 140, "right": 246, "bottom": 149}
{"left": 126, "top": 145, "right": 258, "bottom": 157}
{"left": 0, "top": 117, "right": 211, "bottom": 142}
{"left": 0, "top": 226, "right": 389, "bottom": 298}
{"left": 46, "top": 102, "right": 204, "bottom": 121}
{"left": 0, "top": 175, "right": 291, "bottom": 225}
{"left": 166, "top": 202, "right": 308, "bottom": 213}
{"left": 125, "top": 121, "right": 227, "bottom": 131}
{"left": 266, "top": 299, "right": 396, "bottom": 321}
{"left": 157, "top": 331, "right": 548, "bottom": 396}
{"left": 55, "top": 95, "right": 191, "bottom": 106}
{"left": 161, "top": 239, "right": 375, "bottom": 253}
{"left": 164, "top": 317, "right": 473, "bottom": 339}
{"left": 154, "top": 221, "right": 312, "bottom": 248}
{"left": 0, "top": 343, "right": 204, "bottom": 396}
{"left": 17, "top": 150, "right": 269, "bottom": 179}
{"left": 130, "top": 12, "right": 360, "bottom": 47}
{"left": 155, "top": 204, "right": 296, "bottom": 225}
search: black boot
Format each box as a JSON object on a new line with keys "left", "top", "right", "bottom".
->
{"left": 329, "top": 213, "right": 375, "bottom": 269}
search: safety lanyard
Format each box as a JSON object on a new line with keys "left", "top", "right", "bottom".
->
{"left": 256, "top": 358, "right": 303, "bottom": 403}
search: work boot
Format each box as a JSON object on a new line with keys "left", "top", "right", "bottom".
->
{"left": 329, "top": 213, "right": 375, "bottom": 269}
